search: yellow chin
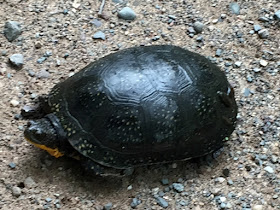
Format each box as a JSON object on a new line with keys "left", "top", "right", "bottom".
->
{"left": 25, "top": 138, "right": 64, "bottom": 158}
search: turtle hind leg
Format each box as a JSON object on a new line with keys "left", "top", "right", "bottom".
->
{"left": 80, "top": 157, "right": 126, "bottom": 177}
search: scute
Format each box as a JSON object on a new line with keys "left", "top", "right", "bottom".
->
{"left": 48, "top": 45, "right": 237, "bottom": 169}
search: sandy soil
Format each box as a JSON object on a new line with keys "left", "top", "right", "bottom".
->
{"left": 0, "top": 0, "right": 280, "bottom": 209}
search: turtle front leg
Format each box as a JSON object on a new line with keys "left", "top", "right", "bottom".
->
{"left": 80, "top": 157, "right": 130, "bottom": 177}
{"left": 21, "top": 95, "right": 50, "bottom": 119}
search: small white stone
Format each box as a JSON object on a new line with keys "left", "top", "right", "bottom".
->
{"left": 212, "top": 19, "right": 219, "bottom": 24}
{"left": 12, "top": 186, "right": 21, "bottom": 197}
{"left": 220, "top": 196, "right": 226, "bottom": 202}
{"left": 171, "top": 163, "right": 177, "bottom": 168}
{"left": 252, "top": 205, "right": 263, "bottom": 210}
{"left": 10, "top": 99, "right": 19, "bottom": 107}
{"left": 264, "top": 166, "right": 274, "bottom": 174}
{"left": 260, "top": 60, "right": 268, "bottom": 67}
{"left": 215, "top": 177, "right": 225, "bottom": 183}
{"left": 152, "top": 187, "right": 159, "bottom": 195}
{"left": 69, "top": 72, "right": 75, "bottom": 77}
{"left": 127, "top": 185, "right": 132, "bottom": 190}
{"left": 72, "top": 0, "right": 80, "bottom": 8}
{"left": 24, "top": 177, "right": 36, "bottom": 188}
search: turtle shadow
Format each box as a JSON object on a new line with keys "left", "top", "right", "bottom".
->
{"left": 17, "top": 147, "right": 226, "bottom": 196}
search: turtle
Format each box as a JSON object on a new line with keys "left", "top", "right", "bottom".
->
{"left": 22, "top": 45, "right": 237, "bottom": 175}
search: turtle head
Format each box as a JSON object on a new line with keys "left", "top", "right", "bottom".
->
{"left": 24, "top": 117, "right": 64, "bottom": 158}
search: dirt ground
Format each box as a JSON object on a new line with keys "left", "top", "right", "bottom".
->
{"left": 0, "top": 0, "right": 280, "bottom": 209}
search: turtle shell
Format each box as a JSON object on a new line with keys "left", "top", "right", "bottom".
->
{"left": 47, "top": 45, "right": 237, "bottom": 169}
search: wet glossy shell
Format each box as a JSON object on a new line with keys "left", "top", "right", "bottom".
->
{"left": 47, "top": 45, "right": 237, "bottom": 169}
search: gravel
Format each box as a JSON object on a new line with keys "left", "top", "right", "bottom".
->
{"left": 103, "top": 202, "right": 113, "bottom": 210}
{"left": 9, "top": 54, "right": 24, "bottom": 68}
{"left": 118, "top": 7, "right": 136, "bottom": 20}
{"left": 93, "top": 31, "right": 106, "bottom": 40}
{"left": 274, "top": 10, "right": 280, "bottom": 21}
{"left": 156, "top": 197, "right": 168, "bottom": 208}
{"left": 1, "top": 0, "right": 280, "bottom": 209}
{"left": 4, "top": 21, "right": 22, "bottom": 41}
{"left": 253, "top": 25, "right": 262, "bottom": 32}
{"left": 264, "top": 166, "right": 274, "bottom": 174}
{"left": 8, "top": 162, "right": 16, "bottom": 169}
{"left": 229, "top": 2, "right": 240, "bottom": 15}
{"left": 172, "top": 183, "right": 184, "bottom": 193}
{"left": 24, "top": 177, "right": 36, "bottom": 188}
{"left": 12, "top": 186, "right": 22, "bottom": 197}
{"left": 130, "top": 198, "right": 141, "bottom": 208}
{"left": 259, "top": 59, "right": 268, "bottom": 67}
{"left": 161, "top": 178, "right": 169, "bottom": 185}
{"left": 258, "top": 29, "right": 269, "bottom": 39}
{"left": 193, "top": 21, "right": 204, "bottom": 33}
{"left": 10, "top": 99, "right": 19, "bottom": 107}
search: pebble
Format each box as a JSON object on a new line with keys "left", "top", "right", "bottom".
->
{"left": 212, "top": 19, "right": 219, "bottom": 24}
{"left": 222, "top": 168, "right": 230, "bottom": 177}
{"left": 259, "top": 17, "right": 269, "bottom": 22}
{"left": 24, "top": 177, "right": 36, "bottom": 188}
{"left": 92, "top": 19, "right": 102, "bottom": 27}
{"left": 156, "top": 197, "right": 168, "bottom": 208}
{"left": 64, "top": 53, "right": 70, "bottom": 58}
{"left": 46, "top": 197, "right": 52, "bottom": 202}
{"left": 229, "top": 2, "right": 240, "bottom": 15}
{"left": 10, "top": 99, "right": 20, "bottom": 107}
{"left": 258, "top": 29, "right": 269, "bottom": 39}
{"left": 196, "top": 36, "right": 203, "bottom": 42}
{"left": 193, "top": 21, "right": 204, "bottom": 33}
{"left": 259, "top": 60, "right": 268, "bottom": 67}
{"left": 253, "top": 25, "right": 262, "bottom": 32}
{"left": 93, "top": 31, "right": 106, "bottom": 40}
{"left": 130, "top": 198, "right": 141, "bottom": 208}
{"left": 171, "top": 163, "right": 177, "bottom": 168}
{"left": 234, "top": 61, "right": 242, "bottom": 68}
{"left": 220, "top": 197, "right": 227, "bottom": 202}
{"left": 188, "top": 27, "right": 196, "bottom": 34}
{"left": 12, "top": 186, "right": 22, "bottom": 197}
{"left": 246, "top": 75, "right": 253, "bottom": 83}
{"left": 4, "top": 21, "right": 22, "bottom": 41}
{"left": 9, "top": 54, "right": 24, "bottom": 68}
{"left": 243, "top": 88, "right": 251, "bottom": 97}
{"left": 274, "top": 10, "right": 280, "bottom": 21}
{"left": 179, "top": 200, "right": 188, "bottom": 206}
{"left": 118, "top": 7, "right": 136, "bottom": 20}
{"left": 44, "top": 51, "right": 52, "bottom": 57}
{"left": 253, "top": 68, "right": 261, "bottom": 73}
{"left": 216, "top": 49, "right": 223, "bottom": 57}
{"left": 252, "top": 205, "right": 263, "bottom": 210}
{"left": 271, "top": 155, "right": 278, "bottom": 163}
{"left": 152, "top": 35, "right": 160, "bottom": 41}
{"left": 112, "top": 0, "right": 123, "bottom": 3}
{"left": 227, "top": 179, "right": 234, "bottom": 185}
{"left": 172, "top": 183, "right": 184, "bottom": 192}
{"left": 37, "top": 57, "right": 47, "bottom": 64}
{"left": 37, "top": 69, "right": 50, "bottom": 79}
{"left": 264, "top": 166, "right": 274, "bottom": 174}
{"left": 104, "top": 203, "right": 113, "bottom": 210}
{"left": 161, "top": 178, "right": 169, "bottom": 185}
{"left": 8, "top": 162, "right": 16, "bottom": 169}
{"left": 215, "top": 177, "right": 225, "bottom": 183}
{"left": 168, "top": 15, "right": 176, "bottom": 20}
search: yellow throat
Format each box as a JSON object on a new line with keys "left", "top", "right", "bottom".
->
{"left": 25, "top": 137, "right": 64, "bottom": 158}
